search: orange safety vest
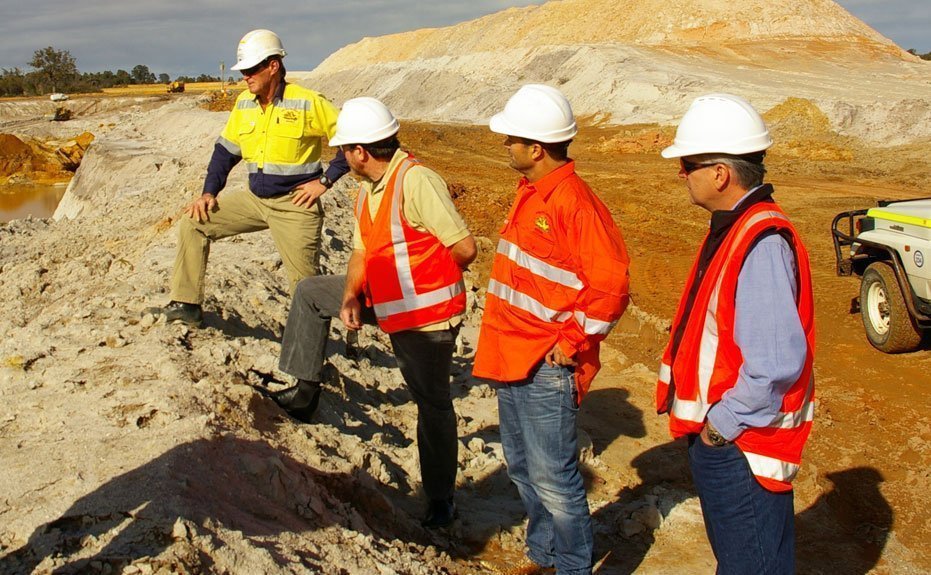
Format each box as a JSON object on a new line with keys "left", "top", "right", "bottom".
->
{"left": 473, "top": 162, "right": 630, "bottom": 401}
{"left": 355, "top": 155, "right": 466, "bottom": 333}
{"left": 656, "top": 201, "right": 815, "bottom": 492}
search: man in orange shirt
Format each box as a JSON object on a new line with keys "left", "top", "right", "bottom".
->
{"left": 473, "top": 84, "right": 630, "bottom": 575}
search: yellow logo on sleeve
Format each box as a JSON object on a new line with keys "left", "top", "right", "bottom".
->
{"left": 535, "top": 215, "right": 550, "bottom": 232}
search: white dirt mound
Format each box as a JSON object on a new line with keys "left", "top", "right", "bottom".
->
{"left": 292, "top": 0, "right": 931, "bottom": 146}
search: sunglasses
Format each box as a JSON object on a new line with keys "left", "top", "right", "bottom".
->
{"left": 240, "top": 59, "right": 270, "bottom": 77}
{"left": 680, "top": 158, "right": 719, "bottom": 175}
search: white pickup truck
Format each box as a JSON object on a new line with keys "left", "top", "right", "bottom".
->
{"left": 832, "top": 198, "right": 931, "bottom": 353}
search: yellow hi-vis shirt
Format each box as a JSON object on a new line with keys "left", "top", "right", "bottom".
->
{"left": 217, "top": 83, "right": 339, "bottom": 181}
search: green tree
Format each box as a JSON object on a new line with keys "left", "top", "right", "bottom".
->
{"left": 158, "top": 73, "right": 170, "bottom": 84}
{"left": 114, "top": 69, "right": 132, "bottom": 86}
{"left": 29, "top": 46, "right": 78, "bottom": 93}
{"left": 131, "top": 64, "right": 156, "bottom": 84}
{"left": 0, "top": 68, "right": 26, "bottom": 96}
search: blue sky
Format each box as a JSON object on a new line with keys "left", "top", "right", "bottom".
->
{"left": 0, "top": 1, "right": 927, "bottom": 78}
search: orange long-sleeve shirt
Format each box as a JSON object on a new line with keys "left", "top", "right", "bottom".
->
{"left": 473, "top": 161, "right": 630, "bottom": 400}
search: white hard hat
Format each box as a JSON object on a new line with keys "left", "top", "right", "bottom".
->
{"left": 489, "top": 84, "right": 578, "bottom": 143}
{"left": 230, "top": 29, "right": 286, "bottom": 71}
{"left": 328, "top": 97, "right": 401, "bottom": 147}
{"left": 661, "top": 93, "right": 772, "bottom": 158}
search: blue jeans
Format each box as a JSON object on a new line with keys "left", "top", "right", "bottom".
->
{"left": 496, "top": 363, "right": 593, "bottom": 575}
{"left": 688, "top": 435, "right": 795, "bottom": 575}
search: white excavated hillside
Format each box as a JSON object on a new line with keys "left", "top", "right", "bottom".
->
{"left": 292, "top": 0, "right": 931, "bottom": 145}
{"left": 313, "top": 0, "right": 900, "bottom": 69}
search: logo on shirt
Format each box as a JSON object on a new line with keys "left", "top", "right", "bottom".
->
{"left": 281, "top": 110, "right": 299, "bottom": 123}
{"left": 535, "top": 215, "right": 550, "bottom": 233}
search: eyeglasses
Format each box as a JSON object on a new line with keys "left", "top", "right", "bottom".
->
{"left": 240, "top": 59, "right": 270, "bottom": 77}
{"left": 680, "top": 158, "right": 718, "bottom": 175}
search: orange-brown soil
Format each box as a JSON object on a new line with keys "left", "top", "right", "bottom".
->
{"left": 401, "top": 119, "right": 931, "bottom": 572}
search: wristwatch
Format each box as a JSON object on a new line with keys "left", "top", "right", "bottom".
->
{"left": 318, "top": 174, "right": 334, "bottom": 189}
{"left": 705, "top": 422, "right": 729, "bottom": 446}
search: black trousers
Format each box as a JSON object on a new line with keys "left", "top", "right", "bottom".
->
{"left": 390, "top": 328, "right": 459, "bottom": 501}
{"left": 279, "top": 274, "right": 459, "bottom": 500}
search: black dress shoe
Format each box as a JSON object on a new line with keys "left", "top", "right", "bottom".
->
{"left": 270, "top": 379, "right": 321, "bottom": 423}
{"left": 421, "top": 497, "right": 456, "bottom": 529}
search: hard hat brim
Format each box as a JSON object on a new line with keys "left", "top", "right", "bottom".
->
{"left": 230, "top": 58, "right": 260, "bottom": 72}
{"left": 230, "top": 49, "right": 286, "bottom": 71}
{"left": 660, "top": 144, "right": 688, "bottom": 159}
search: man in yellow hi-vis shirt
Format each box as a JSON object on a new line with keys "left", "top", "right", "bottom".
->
{"left": 147, "top": 29, "right": 348, "bottom": 326}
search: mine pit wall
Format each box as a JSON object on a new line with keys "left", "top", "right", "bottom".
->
{"left": 53, "top": 99, "right": 226, "bottom": 222}
{"left": 292, "top": 44, "right": 931, "bottom": 147}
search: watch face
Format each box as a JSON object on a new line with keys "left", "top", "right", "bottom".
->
{"left": 707, "top": 427, "right": 727, "bottom": 445}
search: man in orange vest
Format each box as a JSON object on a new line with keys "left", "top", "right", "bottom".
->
{"left": 657, "top": 94, "right": 815, "bottom": 574}
{"left": 473, "top": 85, "right": 630, "bottom": 575}
{"left": 271, "top": 97, "right": 477, "bottom": 529}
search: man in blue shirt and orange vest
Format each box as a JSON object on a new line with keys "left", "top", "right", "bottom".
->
{"left": 657, "top": 93, "right": 815, "bottom": 574}
{"left": 147, "top": 29, "right": 348, "bottom": 326}
{"left": 271, "top": 97, "right": 477, "bottom": 529}
{"left": 473, "top": 84, "right": 631, "bottom": 575}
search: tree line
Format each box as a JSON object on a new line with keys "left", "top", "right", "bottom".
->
{"left": 0, "top": 47, "right": 223, "bottom": 97}
{"left": 3, "top": 45, "right": 928, "bottom": 99}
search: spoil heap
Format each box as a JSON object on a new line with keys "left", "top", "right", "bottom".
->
{"left": 293, "top": 0, "right": 930, "bottom": 145}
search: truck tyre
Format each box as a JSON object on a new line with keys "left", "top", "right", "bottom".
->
{"left": 860, "top": 261, "right": 922, "bottom": 353}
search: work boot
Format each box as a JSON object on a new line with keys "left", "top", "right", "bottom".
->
{"left": 144, "top": 301, "right": 203, "bottom": 326}
{"left": 269, "top": 379, "right": 321, "bottom": 423}
{"left": 421, "top": 496, "right": 457, "bottom": 529}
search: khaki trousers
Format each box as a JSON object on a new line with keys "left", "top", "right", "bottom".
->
{"left": 169, "top": 189, "right": 323, "bottom": 304}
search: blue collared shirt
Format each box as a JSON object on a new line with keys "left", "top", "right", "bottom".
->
{"left": 706, "top": 187, "right": 808, "bottom": 440}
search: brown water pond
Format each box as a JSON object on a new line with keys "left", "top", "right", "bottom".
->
{"left": 0, "top": 182, "right": 67, "bottom": 223}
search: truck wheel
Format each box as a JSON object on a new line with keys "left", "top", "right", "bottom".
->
{"left": 860, "top": 261, "right": 922, "bottom": 353}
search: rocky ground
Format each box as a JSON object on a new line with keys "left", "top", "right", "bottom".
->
{"left": 0, "top": 83, "right": 929, "bottom": 575}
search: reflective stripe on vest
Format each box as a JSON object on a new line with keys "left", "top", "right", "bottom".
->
{"left": 743, "top": 452, "right": 800, "bottom": 484}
